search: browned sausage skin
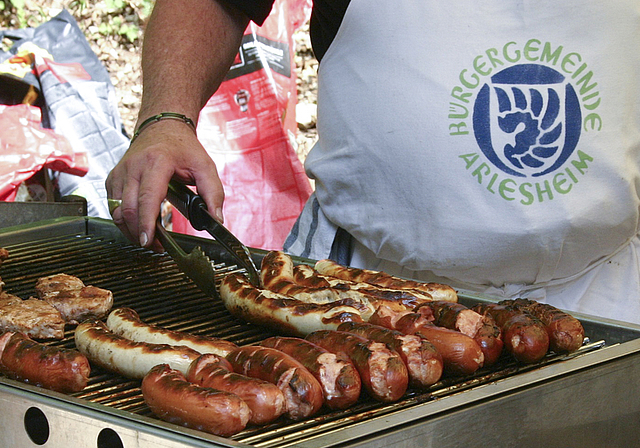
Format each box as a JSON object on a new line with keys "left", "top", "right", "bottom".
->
{"left": 305, "top": 329, "right": 408, "bottom": 402}
{"left": 337, "top": 321, "right": 443, "bottom": 388}
{"left": 472, "top": 314, "right": 504, "bottom": 366}
{"left": 0, "top": 331, "right": 90, "bottom": 393}
{"left": 260, "top": 336, "right": 362, "bottom": 410}
{"left": 141, "top": 364, "right": 251, "bottom": 437}
{"left": 504, "top": 299, "right": 584, "bottom": 353}
{"left": 473, "top": 302, "right": 549, "bottom": 364}
{"left": 416, "top": 301, "right": 503, "bottom": 366}
{"left": 226, "top": 345, "right": 324, "bottom": 420}
{"left": 186, "top": 353, "right": 286, "bottom": 425}
{"left": 390, "top": 313, "right": 485, "bottom": 376}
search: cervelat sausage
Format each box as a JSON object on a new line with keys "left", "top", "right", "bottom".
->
{"left": 0, "top": 331, "right": 90, "bottom": 393}
{"left": 472, "top": 314, "right": 504, "bottom": 366}
{"left": 226, "top": 345, "right": 324, "bottom": 420}
{"left": 505, "top": 299, "right": 585, "bottom": 353}
{"left": 106, "top": 307, "right": 238, "bottom": 356}
{"left": 393, "top": 313, "right": 485, "bottom": 376}
{"left": 142, "top": 364, "right": 251, "bottom": 437}
{"left": 416, "top": 301, "right": 503, "bottom": 366}
{"left": 337, "top": 321, "right": 443, "bottom": 388}
{"left": 473, "top": 302, "right": 549, "bottom": 363}
{"left": 186, "top": 354, "right": 286, "bottom": 425}
{"left": 74, "top": 320, "right": 200, "bottom": 379}
{"left": 260, "top": 336, "right": 362, "bottom": 410}
{"left": 305, "top": 329, "right": 408, "bottom": 402}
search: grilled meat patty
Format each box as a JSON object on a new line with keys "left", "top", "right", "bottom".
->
{"left": 0, "top": 294, "right": 65, "bottom": 339}
{"left": 35, "top": 274, "right": 114, "bottom": 324}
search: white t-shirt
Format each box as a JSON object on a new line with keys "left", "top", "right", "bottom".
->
{"left": 290, "top": 0, "right": 640, "bottom": 323}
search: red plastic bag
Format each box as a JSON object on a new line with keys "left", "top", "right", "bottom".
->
{"left": 172, "top": 0, "right": 313, "bottom": 251}
{"left": 0, "top": 104, "right": 88, "bottom": 201}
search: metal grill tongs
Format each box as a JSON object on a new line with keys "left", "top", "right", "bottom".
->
{"left": 165, "top": 180, "right": 260, "bottom": 288}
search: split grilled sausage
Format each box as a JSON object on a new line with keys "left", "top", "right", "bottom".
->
{"left": 305, "top": 329, "right": 408, "bottom": 402}
{"left": 337, "top": 321, "right": 443, "bottom": 388}
{"left": 472, "top": 315, "right": 504, "bottom": 366}
{"left": 473, "top": 303, "right": 550, "bottom": 364}
{"left": 314, "top": 258, "right": 458, "bottom": 302}
{"left": 186, "top": 354, "right": 286, "bottom": 425}
{"left": 260, "top": 252, "right": 425, "bottom": 320}
{"left": 107, "top": 307, "right": 238, "bottom": 357}
{"left": 220, "top": 273, "right": 364, "bottom": 337}
{"left": 142, "top": 364, "right": 251, "bottom": 437}
{"left": 260, "top": 251, "right": 337, "bottom": 302}
{"left": 416, "top": 301, "right": 503, "bottom": 366}
{"left": 393, "top": 313, "right": 485, "bottom": 376}
{"left": 0, "top": 331, "right": 90, "bottom": 393}
{"left": 260, "top": 336, "right": 362, "bottom": 410}
{"left": 74, "top": 320, "right": 200, "bottom": 379}
{"left": 504, "top": 299, "right": 585, "bottom": 353}
{"left": 290, "top": 257, "right": 436, "bottom": 312}
{"left": 226, "top": 345, "right": 324, "bottom": 420}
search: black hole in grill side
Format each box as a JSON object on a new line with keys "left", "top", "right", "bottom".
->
{"left": 97, "top": 428, "right": 124, "bottom": 448}
{"left": 24, "top": 407, "right": 49, "bottom": 445}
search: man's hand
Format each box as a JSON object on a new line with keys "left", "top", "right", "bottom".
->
{"left": 106, "top": 120, "right": 224, "bottom": 248}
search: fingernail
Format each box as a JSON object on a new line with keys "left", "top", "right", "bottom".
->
{"left": 215, "top": 207, "right": 224, "bottom": 223}
{"left": 140, "top": 231, "right": 148, "bottom": 247}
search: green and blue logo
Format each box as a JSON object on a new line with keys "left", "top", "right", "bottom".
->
{"left": 449, "top": 40, "right": 601, "bottom": 205}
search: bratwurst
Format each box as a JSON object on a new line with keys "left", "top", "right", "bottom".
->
{"left": 74, "top": 320, "right": 200, "bottom": 379}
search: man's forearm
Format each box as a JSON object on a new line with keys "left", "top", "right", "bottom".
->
{"left": 138, "top": 0, "right": 250, "bottom": 125}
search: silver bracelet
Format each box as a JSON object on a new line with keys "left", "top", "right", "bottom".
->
{"left": 130, "top": 112, "right": 196, "bottom": 144}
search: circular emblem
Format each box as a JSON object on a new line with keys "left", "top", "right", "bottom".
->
{"left": 473, "top": 64, "right": 582, "bottom": 177}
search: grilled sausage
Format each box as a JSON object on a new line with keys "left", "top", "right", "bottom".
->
{"left": 472, "top": 314, "right": 504, "bottom": 366}
{"left": 305, "top": 330, "right": 408, "bottom": 402}
{"left": 291, "top": 258, "right": 436, "bottom": 312}
{"left": 314, "top": 258, "right": 458, "bottom": 302}
{"left": 0, "top": 331, "right": 90, "bottom": 393}
{"left": 368, "top": 302, "right": 414, "bottom": 330}
{"left": 337, "top": 321, "right": 443, "bottom": 388}
{"left": 393, "top": 313, "right": 485, "bottom": 376}
{"left": 226, "top": 345, "right": 324, "bottom": 420}
{"left": 186, "top": 354, "right": 286, "bottom": 425}
{"left": 74, "top": 320, "right": 200, "bottom": 379}
{"left": 220, "top": 273, "right": 364, "bottom": 337}
{"left": 473, "top": 303, "right": 549, "bottom": 363}
{"left": 260, "top": 336, "right": 362, "bottom": 410}
{"left": 261, "top": 252, "right": 422, "bottom": 320}
{"left": 142, "top": 364, "right": 251, "bottom": 437}
{"left": 261, "top": 251, "right": 338, "bottom": 302}
{"left": 505, "top": 299, "right": 585, "bottom": 353}
{"left": 106, "top": 307, "right": 238, "bottom": 356}
{"left": 416, "top": 301, "right": 503, "bottom": 366}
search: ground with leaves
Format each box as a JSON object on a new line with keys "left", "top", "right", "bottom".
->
{"left": 1, "top": 0, "right": 318, "bottom": 162}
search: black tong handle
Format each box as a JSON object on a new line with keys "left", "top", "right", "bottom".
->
{"left": 166, "top": 180, "right": 209, "bottom": 230}
{"left": 166, "top": 180, "right": 261, "bottom": 286}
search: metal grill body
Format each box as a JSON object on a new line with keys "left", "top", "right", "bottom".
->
{"left": 1, "top": 217, "right": 640, "bottom": 448}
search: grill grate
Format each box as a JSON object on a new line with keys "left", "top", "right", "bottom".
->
{"left": 0, "top": 231, "right": 605, "bottom": 447}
